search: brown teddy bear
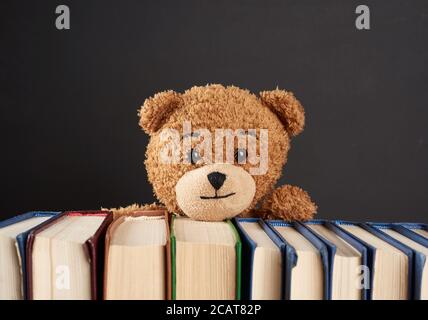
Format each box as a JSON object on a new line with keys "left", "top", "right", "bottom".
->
{"left": 113, "top": 84, "right": 316, "bottom": 222}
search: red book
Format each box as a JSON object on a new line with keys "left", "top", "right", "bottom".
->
{"left": 26, "top": 210, "right": 112, "bottom": 300}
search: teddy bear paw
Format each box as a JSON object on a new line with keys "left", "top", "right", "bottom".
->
{"left": 260, "top": 185, "right": 317, "bottom": 221}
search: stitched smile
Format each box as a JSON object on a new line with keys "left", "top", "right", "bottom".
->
{"left": 200, "top": 192, "right": 236, "bottom": 200}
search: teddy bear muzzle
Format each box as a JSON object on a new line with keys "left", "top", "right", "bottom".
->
{"left": 175, "top": 163, "right": 256, "bottom": 221}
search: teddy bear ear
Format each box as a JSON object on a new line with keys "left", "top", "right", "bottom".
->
{"left": 138, "top": 90, "right": 183, "bottom": 135}
{"left": 259, "top": 89, "right": 305, "bottom": 137}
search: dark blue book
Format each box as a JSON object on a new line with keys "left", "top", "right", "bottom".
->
{"left": 0, "top": 211, "right": 60, "bottom": 299}
{"left": 234, "top": 217, "right": 284, "bottom": 300}
{"left": 369, "top": 222, "right": 428, "bottom": 300}
{"left": 300, "top": 219, "right": 368, "bottom": 300}
{"left": 397, "top": 223, "right": 428, "bottom": 240}
{"left": 265, "top": 220, "right": 329, "bottom": 300}
{"left": 332, "top": 220, "right": 413, "bottom": 300}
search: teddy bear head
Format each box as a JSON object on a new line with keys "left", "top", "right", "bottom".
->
{"left": 139, "top": 84, "right": 305, "bottom": 221}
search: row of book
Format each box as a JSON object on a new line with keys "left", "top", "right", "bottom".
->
{"left": 0, "top": 209, "right": 426, "bottom": 300}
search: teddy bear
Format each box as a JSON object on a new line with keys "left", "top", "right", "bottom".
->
{"left": 112, "top": 84, "right": 317, "bottom": 222}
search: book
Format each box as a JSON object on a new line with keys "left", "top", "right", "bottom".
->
{"left": 333, "top": 221, "right": 412, "bottom": 300}
{"left": 266, "top": 220, "right": 329, "bottom": 300}
{"left": 104, "top": 210, "right": 170, "bottom": 300}
{"left": 1, "top": 209, "right": 426, "bottom": 301}
{"left": 301, "top": 220, "right": 367, "bottom": 300}
{"left": 170, "top": 216, "right": 241, "bottom": 300}
{"left": 234, "top": 217, "right": 283, "bottom": 300}
{"left": 0, "top": 211, "right": 59, "bottom": 300}
{"left": 370, "top": 223, "right": 428, "bottom": 300}
{"left": 26, "top": 210, "right": 112, "bottom": 300}
{"left": 399, "top": 223, "right": 428, "bottom": 239}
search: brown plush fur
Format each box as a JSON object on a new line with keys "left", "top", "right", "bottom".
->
{"left": 260, "top": 185, "right": 317, "bottom": 221}
{"left": 113, "top": 84, "right": 316, "bottom": 221}
{"left": 106, "top": 203, "right": 165, "bottom": 220}
{"left": 259, "top": 89, "right": 305, "bottom": 137}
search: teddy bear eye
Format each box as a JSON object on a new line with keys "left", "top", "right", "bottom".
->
{"left": 235, "top": 148, "right": 248, "bottom": 164}
{"left": 187, "top": 148, "right": 201, "bottom": 165}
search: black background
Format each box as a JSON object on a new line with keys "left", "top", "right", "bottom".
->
{"left": 0, "top": 0, "right": 427, "bottom": 222}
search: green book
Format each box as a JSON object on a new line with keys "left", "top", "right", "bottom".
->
{"left": 171, "top": 215, "right": 241, "bottom": 300}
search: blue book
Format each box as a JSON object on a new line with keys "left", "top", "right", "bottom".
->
{"left": 332, "top": 220, "right": 413, "bottom": 300}
{"left": 397, "top": 223, "right": 428, "bottom": 240}
{"left": 300, "top": 219, "right": 369, "bottom": 300}
{"left": 0, "top": 211, "right": 60, "bottom": 300}
{"left": 234, "top": 217, "right": 285, "bottom": 300}
{"left": 369, "top": 222, "right": 428, "bottom": 300}
{"left": 265, "top": 220, "right": 329, "bottom": 300}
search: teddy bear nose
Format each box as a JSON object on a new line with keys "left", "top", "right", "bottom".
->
{"left": 207, "top": 171, "right": 226, "bottom": 190}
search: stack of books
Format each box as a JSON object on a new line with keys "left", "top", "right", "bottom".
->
{"left": 0, "top": 210, "right": 426, "bottom": 300}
